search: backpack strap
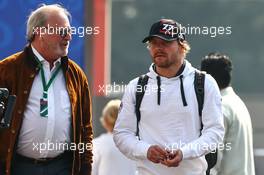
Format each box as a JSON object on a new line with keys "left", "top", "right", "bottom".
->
{"left": 194, "top": 71, "right": 217, "bottom": 173}
{"left": 194, "top": 70, "right": 205, "bottom": 127}
{"left": 135, "top": 74, "right": 149, "bottom": 138}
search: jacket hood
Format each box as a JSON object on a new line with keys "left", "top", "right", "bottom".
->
{"left": 145, "top": 59, "right": 196, "bottom": 106}
{"left": 147, "top": 59, "right": 195, "bottom": 81}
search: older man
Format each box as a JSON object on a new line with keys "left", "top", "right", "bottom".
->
{"left": 113, "top": 19, "right": 224, "bottom": 175}
{"left": 0, "top": 4, "right": 93, "bottom": 175}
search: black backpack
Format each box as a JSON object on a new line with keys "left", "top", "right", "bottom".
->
{"left": 135, "top": 70, "right": 217, "bottom": 175}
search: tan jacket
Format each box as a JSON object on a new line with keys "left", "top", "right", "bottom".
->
{"left": 0, "top": 46, "right": 93, "bottom": 175}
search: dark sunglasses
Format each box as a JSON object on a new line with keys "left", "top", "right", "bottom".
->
{"left": 57, "top": 27, "right": 72, "bottom": 38}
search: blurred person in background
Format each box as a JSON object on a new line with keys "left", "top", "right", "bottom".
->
{"left": 201, "top": 52, "right": 255, "bottom": 175}
{"left": 92, "top": 99, "right": 136, "bottom": 175}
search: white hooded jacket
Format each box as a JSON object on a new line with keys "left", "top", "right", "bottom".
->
{"left": 113, "top": 60, "right": 224, "bottom": 175}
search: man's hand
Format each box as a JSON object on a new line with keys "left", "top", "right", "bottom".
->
{"left": 147, "top": 145, "right": 168, "bottom": 164}
{"left": 161, "top": 149, "right": 183, "bottom": 167}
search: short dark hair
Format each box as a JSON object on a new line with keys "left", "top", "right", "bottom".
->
{"left": 201, "top": 52, "right": 232, "bottom": 89}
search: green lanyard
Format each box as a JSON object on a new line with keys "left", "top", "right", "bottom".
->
{"left": 37, "top": 61, "right": 61, "bottom": 117}
{"left": 39, "top": 63, "right": 61, "bottom": 92}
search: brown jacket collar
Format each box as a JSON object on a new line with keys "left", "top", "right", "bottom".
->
{"left": 24, "top": 45, "right": 69, "bottom": 72}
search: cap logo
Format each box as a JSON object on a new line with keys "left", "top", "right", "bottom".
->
{"left": 161, "top": 23, "right": 175, "bottom": 35}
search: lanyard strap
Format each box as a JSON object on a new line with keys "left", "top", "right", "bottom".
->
{"left": 34, "top": 55, "right": 62, "bottom": 91}
{"left": 39, "top": 63, "right": 61, "bottom": 91}
{"left": 34, "top": 56, "right": 62, "bottom": 118}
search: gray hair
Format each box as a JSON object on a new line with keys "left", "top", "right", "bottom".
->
{"left": 26, "top": 4, "right": 71, "bottom": 42}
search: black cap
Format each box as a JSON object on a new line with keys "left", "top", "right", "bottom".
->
{"left": 142, "top": 19, "right": 185, "bottom": 43}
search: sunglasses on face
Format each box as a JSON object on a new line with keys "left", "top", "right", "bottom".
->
{"left": 40, "top": 26, "right": 72, "bottom": 38}
{"left": 57, "top": 27, "right": 72, "bottom": 38}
